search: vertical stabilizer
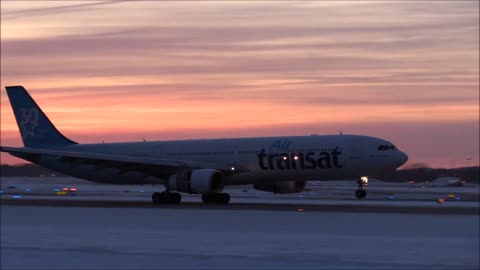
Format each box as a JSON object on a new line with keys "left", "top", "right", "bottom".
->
{"left": 5, "top": 86, "right": 77, "bottom": 148}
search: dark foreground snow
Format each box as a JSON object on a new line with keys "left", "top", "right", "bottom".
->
{"left": 1, "top": 206, "right": 478, "bottom": 269}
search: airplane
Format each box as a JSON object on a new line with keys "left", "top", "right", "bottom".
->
{"left": 0, "top": 86, "right": 408, "bottom": 204}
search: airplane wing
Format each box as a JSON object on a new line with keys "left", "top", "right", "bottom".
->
{"left": 0, "top": 146, "right": 246, "bottom": 181}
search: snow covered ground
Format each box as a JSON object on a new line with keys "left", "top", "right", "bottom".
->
{"left": 1, "top": 206, "right": 478, "bottom": 269}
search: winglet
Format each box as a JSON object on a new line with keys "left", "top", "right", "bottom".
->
{"left": 5, "top": 86, "right": 77, "bottom": 148}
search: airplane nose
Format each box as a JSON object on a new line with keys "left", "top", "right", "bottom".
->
{"left": 397, "top": 151, "right": 408, "bottom": 167}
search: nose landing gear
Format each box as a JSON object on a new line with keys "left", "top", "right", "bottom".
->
{"left": 355, "top": 176, "right": 368, "bottom": 199}
{"left": 355, "top": 189, "right": 366, "bottom": 199}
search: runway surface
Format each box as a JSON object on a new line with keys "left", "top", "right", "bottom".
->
{"left": 2, "top": 205, "right": 479, "bottom": 269}
{"left": 1, "top": 177, "right": 479, "bottom": 269}
{"left": 1, "top": 177, "right": 479, "bottom": 215}
{"left": 2, "top": 197, "right": 478, "bottom": 215}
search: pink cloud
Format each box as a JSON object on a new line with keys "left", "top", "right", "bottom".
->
{"left": 1, "top": 1, "right": 478, "bottom": 168}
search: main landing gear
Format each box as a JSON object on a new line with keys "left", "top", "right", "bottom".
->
{"left": 152, "top": 191, "right": 182, "bottom": 204}
{"left": 201, "top": 192, "right": 230, "bottom": 204}
{"left": 355, "top": 176, "right": 368, "bottom": 199}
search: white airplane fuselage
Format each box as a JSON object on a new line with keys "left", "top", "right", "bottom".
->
{"left": 23, "top": 134, "right": 407, "bottom": 186}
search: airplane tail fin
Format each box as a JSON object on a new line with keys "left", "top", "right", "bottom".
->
{"left": 5, "top": 86, "right": 77, "bottom": 148}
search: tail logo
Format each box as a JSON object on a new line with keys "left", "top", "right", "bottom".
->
{"left": 19, "top": 108, "right": 39, "bottom": 138}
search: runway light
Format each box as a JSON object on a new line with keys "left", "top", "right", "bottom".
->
{"left": 448, "top": 194, "right": 455, "bottom": 199}
{"left": 455, "top": 197, "right": 461, "bottom": 201}
{"left": 69, "top": 188, "right": 77, "bottom": 192}
{"left": 436, "top": 198, "right": 445, "bottom": 204}
{"left": 283, "top": 156, "right": 287, "bottom": 160}
{"left": 297, "top": 208, "right": 304, "bottom": 212}
{"left": 54, "top": 188, "right": 60, "bottom": 192}
{"left": 231, "top": 167, "right": 235, "bottom": 171}
{"left": 388, "top": 196, "right": 395, "bottom": 199}
{"left": 12, "top": 195, "right": 22, "bottom": 199}
{"left": 294, "top": 156, "right": 299, "bottom": 160}
{"left": 25, "top": 188, "right": 31, "bottom": 192}
{"left": 62, "top": 187, "right": 69, "bottom": 191}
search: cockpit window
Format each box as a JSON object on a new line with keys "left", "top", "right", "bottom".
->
{"left": 378, "top": 145, "right": 397, "bottom": 151}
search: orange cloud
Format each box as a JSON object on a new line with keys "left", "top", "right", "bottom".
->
{"left": 1, "top": 1, "right": 479, "bottom": 168}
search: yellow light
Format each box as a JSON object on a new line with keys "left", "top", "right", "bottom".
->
{"left": 360, "top": 176, "right": 368, "bottom": 185}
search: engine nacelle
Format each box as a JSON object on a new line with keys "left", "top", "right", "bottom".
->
{"left": 254, "top": 181, "right": 306, "bottom": 194}
{"left": 168, "top": 169, "right": 224, "bottom": 194}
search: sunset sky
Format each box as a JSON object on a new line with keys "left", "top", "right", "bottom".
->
{"left": 1, "top": 1, "right": 479, "bottom": 168}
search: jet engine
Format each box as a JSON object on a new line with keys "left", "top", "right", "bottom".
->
{"left": 168, "top": 169, "right": 224, "bottom": 194}
{"left": 254, "top": 181, "right": 306, "bottom": 194}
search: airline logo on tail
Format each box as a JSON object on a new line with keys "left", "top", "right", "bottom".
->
{"left": 19, "top": 107, "right": 39, "bottom": 138}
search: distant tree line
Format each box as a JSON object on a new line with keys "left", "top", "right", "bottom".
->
{"left": 1, "top": 164, "right": 479, "bottom": 182}
{"left": 373, "top": 166, "right": 479, "bottom": 183}
{"left": 1, "top": 164, "right": 66, "bottom": 177}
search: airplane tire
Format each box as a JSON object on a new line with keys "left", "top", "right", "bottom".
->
{"left": 170, "top": 192, "right": 182, "bottom": 204}
{"left": 221, "top": 193, "right": 230, "bottom": 204}
{"left": 152, "top": 192, "right": 162, "bottom": 204}
{"left": 201, "top": 194, "right": 210, "bottom": 204}
{"left": 355, "top": 189, "right": 367, "bottom": 199}
{"left": 202, "top": 193, "right": 230, "bottom": 204}
{"left": 152, "top": 192, "right": 181, "bottom": 204}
